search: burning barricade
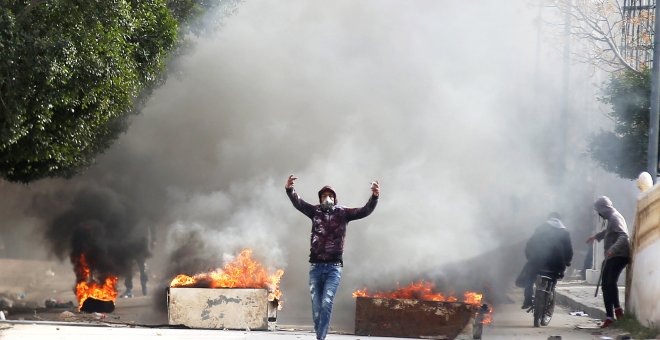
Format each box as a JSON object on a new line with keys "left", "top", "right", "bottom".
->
{"left": 168, "top": 249, "right": 284, "bottom": 330}
{"left": 353, "top": 280, "right": 492, "bottom": 340}
{"left": 72, "top": 253, "right": 118, "bottom": 313}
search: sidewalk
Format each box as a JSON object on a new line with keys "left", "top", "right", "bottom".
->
{"left": 554, "top": 280, "right": 625, "bottom": 321}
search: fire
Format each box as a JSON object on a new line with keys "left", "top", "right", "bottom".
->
{"left": 73, "top": 253, "right": 118, "bottom": 309}
{"left": 463, "top": 291, "right": 483, "bottom": 305}
{"left": 353, "top": 281, "right": 468, "bottom": 303}
{"left": 170, "top": 249, "right": 285, "bottom": 302}
{"left": 482, "top": 305, "right": 494, "bottom": 325}
{"left": 352, "top": 280, "right": 493, "bottom": 325}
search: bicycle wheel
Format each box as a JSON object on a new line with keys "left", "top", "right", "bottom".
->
{"left": 533, "top": 288, "right": 546, "bottom": 327}
{"left": 540, "top": 290, "right": 555, "bottom": 326}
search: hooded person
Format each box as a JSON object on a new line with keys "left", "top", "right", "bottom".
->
{"left": 587, "top": 196, "right": 631, "bottom": 328}
{"left": 284, "top": 175, "right": 379, "bottom": 340}
{"left": 517, "top": 212, "right": 573, "bottom": 309}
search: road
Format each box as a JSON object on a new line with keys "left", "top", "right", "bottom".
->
{"left": 466, "top": 295, "right": 615, "bottom": 340}
{"left": 0, "top": 259, "right": 624, "bottom": 340}
{"left": 0, "top": 292, "right": 622, "bottom": 340}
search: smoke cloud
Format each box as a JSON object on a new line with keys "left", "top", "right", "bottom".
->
{"left": 0, "top": 0, "right": 641, "bottom": 329}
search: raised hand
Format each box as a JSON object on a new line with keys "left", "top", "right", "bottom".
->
{"left": 286, "top": 174, "right": 298, "bottom": 189}
{"left": 371, "top": 180, "right": 380, "bottom": 197}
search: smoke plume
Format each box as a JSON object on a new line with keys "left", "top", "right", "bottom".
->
{"left": 0, "top": 0, "right": 641, "bottom": 329}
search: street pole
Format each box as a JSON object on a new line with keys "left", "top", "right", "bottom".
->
{"left": 648, "top": 1, "right": 660, "bottom": 183}
{"left": 559, "top": 1, "right": 571, "bottom": 183}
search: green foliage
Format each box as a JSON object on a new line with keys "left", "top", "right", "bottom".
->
{"left": 589, "top": 69, "right": 652, "bottom": 179}
{"left": 0, "top": 0, "right": 237, "bottom": 183}
{"left": 0, "top": 0, "right": 178, "bottom": 182}
{"left": 614, "top": 314, "right": 659, "bottom": 339}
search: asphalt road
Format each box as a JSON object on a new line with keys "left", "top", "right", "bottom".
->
{"left": 0, "top": 259, "right": 626, "bottom": 339}
{"left": 464, "top": 293, "right": 617, "bottom": 340}
{"left": 0, "top": 291, "right": 624, "bottom": 340}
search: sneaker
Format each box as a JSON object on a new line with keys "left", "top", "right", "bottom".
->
{"left": 615, "top": 307, "right": 624, "bottom": 319}
{"left": 600, "top": 318, "right": 615, "bottom": 328}
{"left": 120, "top": 290, "right": 134, "bottom": 298}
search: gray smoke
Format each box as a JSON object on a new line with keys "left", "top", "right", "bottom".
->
{"left": 0, "top": 0, "right": 641, "bottom": 330}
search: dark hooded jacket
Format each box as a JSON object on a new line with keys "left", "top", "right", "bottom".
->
{"left": 593, "top": 196, "right": 631, "bottom": 259}
{"left": 286, "top": 186, "right": 378, "bottom": 264}
{"left": 525, "top": 217, "right": 573, "bottom": 274}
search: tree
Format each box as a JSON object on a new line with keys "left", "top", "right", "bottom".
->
{"left": 589, "top": 69, "right": 651, "bottom": 179}
{"left": 547, "top": 1, "right": 655, "bottom": 178}
{"left": 0, "top": 0, "right": 237, "bottom": 183}
{"left": 547, "top": 0, "right": 653, "bottom": 75}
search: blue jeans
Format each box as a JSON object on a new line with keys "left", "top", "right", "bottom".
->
{"left": 309, "top": 263, "right": 342, "bottom": 340}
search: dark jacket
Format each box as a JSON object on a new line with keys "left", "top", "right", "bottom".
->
{"left": 286, "top": 187, "right": 378, "bottom": 264}
{"left": 525, "top": 217, "right": 573, "bottom": 274}
{"left": 593, "top": 196, "right": 631, "bottom": 259}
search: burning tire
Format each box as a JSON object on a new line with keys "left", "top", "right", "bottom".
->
{"left": 80, "top": 298, "right": 115, "bottom": 313}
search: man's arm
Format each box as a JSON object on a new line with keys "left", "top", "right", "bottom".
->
{"left": 285, "top": 175, "right": 315, "bottom": 218}
{"left": 586, "top": 229, "right": 606, "bottom": 244}
{"left": 345, "top": 181, "right": 380, "bottom": 221}
{"left": 345, "top": 194, "right": 378, "bottom": 221}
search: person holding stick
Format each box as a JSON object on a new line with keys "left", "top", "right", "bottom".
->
{"left": 586, "top": 196, "right": 631, "bottom": 328}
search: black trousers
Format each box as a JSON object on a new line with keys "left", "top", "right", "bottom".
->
{"left": 125, "top": 259, "right": 148, "bottom": 292}
{"left": 601, "top": 256, "right": 629, "bottom": 318}
{"left": 523, "top": 276, "right": 534, "bottom": 304}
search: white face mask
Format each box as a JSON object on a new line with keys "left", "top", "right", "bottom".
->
{"left": 321, "top": 196, "right": 334, "bottom": 210}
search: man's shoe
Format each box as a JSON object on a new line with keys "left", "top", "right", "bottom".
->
{"left": 615, "top": 307, "right": 624, "bottom": 319}
{"left": 521, "top": 301, "right": 533, "bottom": 309}
{"left": 120, "top": 290, "right": 133, "bottom": 298}
{"left": 600, "top": 318, "right": 615, "bottom": 328}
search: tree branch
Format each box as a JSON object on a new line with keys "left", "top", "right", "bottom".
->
{"left": 561, "top": 0, "right": 642, "bottom": 75}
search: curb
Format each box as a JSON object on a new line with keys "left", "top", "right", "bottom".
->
{"left": 554, "top": 290, "right": 606, "bottom": 321}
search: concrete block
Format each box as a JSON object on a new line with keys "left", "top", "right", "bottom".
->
{"left": 168, "top": 288, "right": 276, "bottom": 330}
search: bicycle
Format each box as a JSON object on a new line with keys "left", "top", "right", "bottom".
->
{"left": 526, "top": 270, "right": 560, "bottom": 327}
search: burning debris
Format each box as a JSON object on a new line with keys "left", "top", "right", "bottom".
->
{"left": 169, "top": 249, "right": 284, "bottom": 303}
{"left": 73, "top": 254, "right": 118, "bottom": 313}
{"left": 353, "top": 281, "right": 493, "bottom": 339}
{"left": 44, "top": 299, "right": 75, "bottom": 309}
{"left": 38, "top": 186, "right": 155, "bottom": 313}
{"left": 168, "top": 249, "right": 283, "bottom": 330}
{"left": 353, "top": 280, "right": 484, "bottom": 305}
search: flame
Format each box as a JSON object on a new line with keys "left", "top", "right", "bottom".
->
{"left": 352, "top": 281, "right": 465, "bottom": 303}
{"left": 170, "top": 249, "right": 284, "bottom": 302}
{"left": 352, "top": 280, "right": 494, "bottom": 324}
{"left": 73, "top": 253, "right": 118, "bottom": 309}
{"left": 482, "top": 305, "right": 494, "bottom": 325}
{"left": 463, "top": 291, "right": 483, "bottom": 305}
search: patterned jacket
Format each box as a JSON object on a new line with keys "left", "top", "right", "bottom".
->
{"left": 286, "top": 187, "right": 378, "bottom": 264}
